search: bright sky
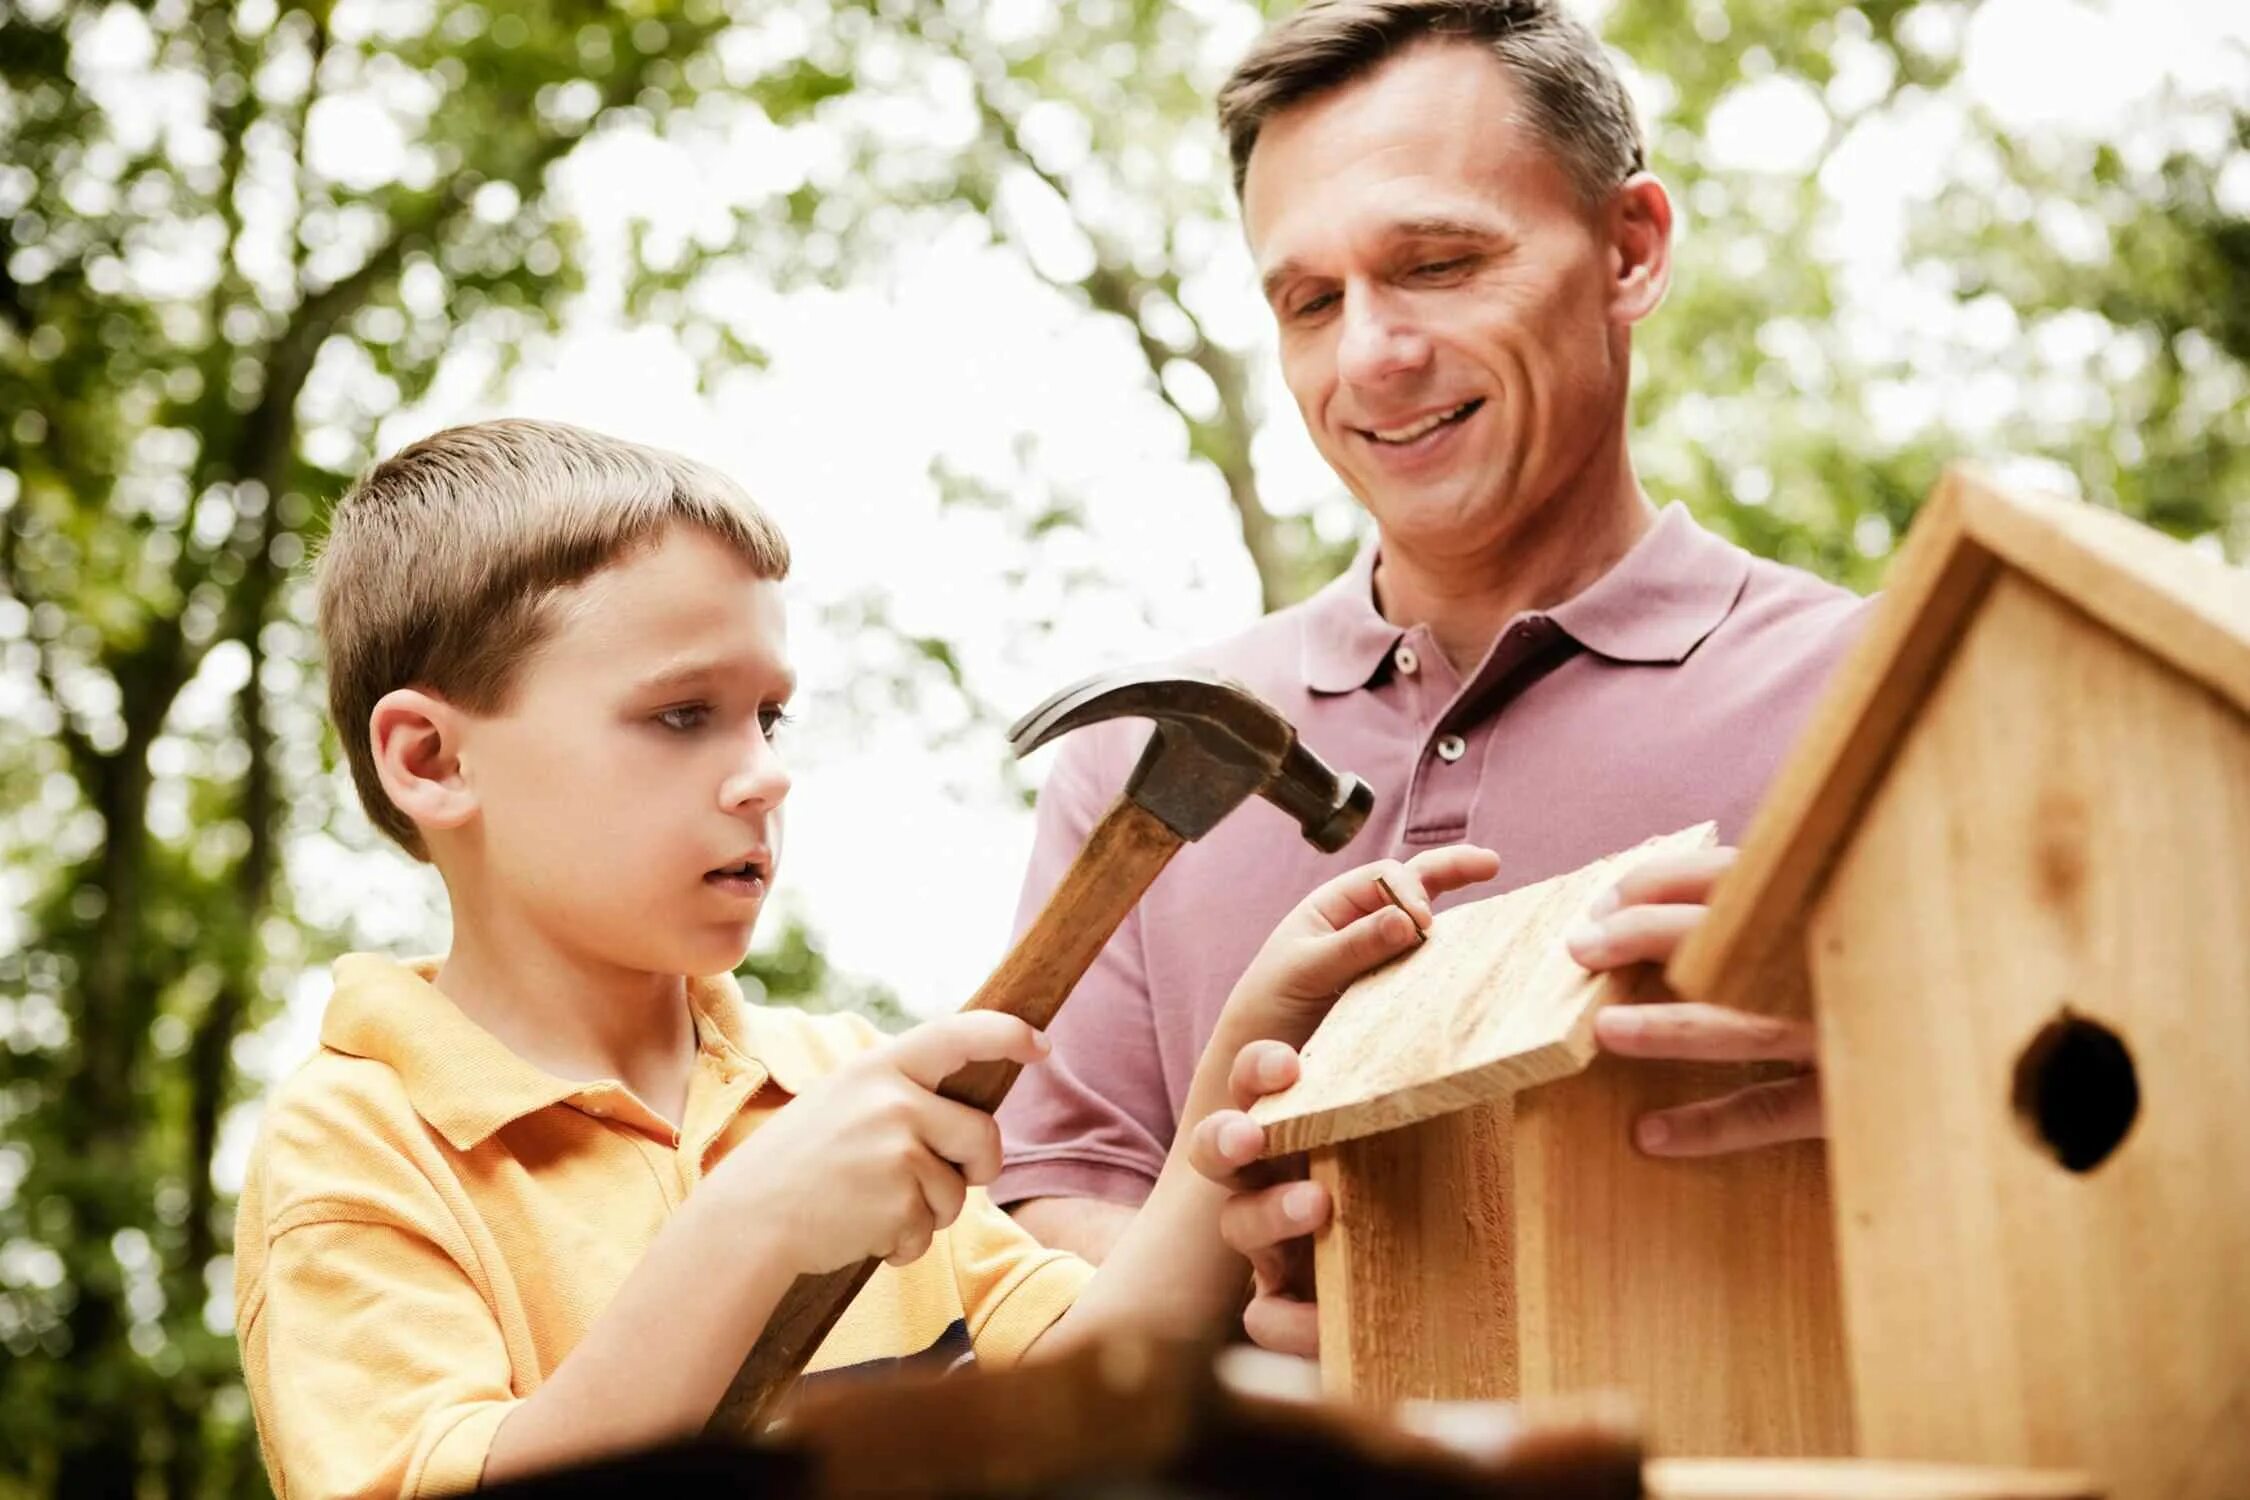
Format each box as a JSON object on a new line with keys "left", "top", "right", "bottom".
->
{"left": 17, "top": 0, "right": 2250, "bottom": 1216}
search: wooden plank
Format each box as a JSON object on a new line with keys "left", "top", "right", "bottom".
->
{"left": 1808, "top": 572, "right": 2250, "bottom": 1500}
{"left": 1954, "top": 470, "right": 2250, "bottom": 713}
{"left": 1668, "top": 469, "right": 2001, "bottom": 1016}
{"left": 1646, "top": 1458, "right": 2101, "bottom": 1499}
{"left": 1309, "top": 1098, "right": 1516, "bottom": 1405}
{"left": 1252, "top": 825, "right": 1717, "bottom": 1157}
{"left": 1515, "top": 961, "right": 1853, "bottom": 1457}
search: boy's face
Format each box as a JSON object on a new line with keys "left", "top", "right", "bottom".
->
{"left": 454, "top": 524, "right": 795, "bottom": 979}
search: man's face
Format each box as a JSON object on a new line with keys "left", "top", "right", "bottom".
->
{"left": 457, "top": 524, "right": 794, "bottom": 980}
{"left": 1244, "top": 42, "right": 1636, "bottom": 552}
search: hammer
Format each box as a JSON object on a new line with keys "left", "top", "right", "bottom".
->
{"left": 706, "top": 665, "right": 1374, "bottom": 1434}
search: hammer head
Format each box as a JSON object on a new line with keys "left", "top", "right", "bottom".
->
{"left": 1009, "top": 667, "right": 1374, "bottom": 852}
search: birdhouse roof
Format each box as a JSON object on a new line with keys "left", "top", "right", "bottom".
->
{"left": 1668, "top": 466, "right": 2250, "bottom": 1015}
{"left": 1249, "top": 824, "right": 1717, "bottom": 1157}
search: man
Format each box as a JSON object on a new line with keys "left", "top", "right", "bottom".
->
{"left": 993, "top": 0, "right": 1871, "bottom": 1327}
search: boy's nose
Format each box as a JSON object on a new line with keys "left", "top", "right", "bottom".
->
{"left": 720, "top": 737, "right": 790, "bottom": 812}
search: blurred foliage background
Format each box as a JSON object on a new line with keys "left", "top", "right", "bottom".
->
{"left": 0, "top": 0, "right": 2243, "bottom": 1493}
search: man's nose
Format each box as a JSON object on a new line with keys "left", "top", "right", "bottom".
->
{"left": 720, "top": 732, "right": 790, "bottom": 813}
{"left": 1335, "top": 289, "right": 1432, "bottom": 388}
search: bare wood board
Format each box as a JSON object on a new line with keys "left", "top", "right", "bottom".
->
{"left": 1250, "top": 824, "right": 1717, "bottom": 1158}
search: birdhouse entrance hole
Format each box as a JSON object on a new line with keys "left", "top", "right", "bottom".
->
{"left": 2010, "top": 1009, "right": 2139, "bottom": 1174}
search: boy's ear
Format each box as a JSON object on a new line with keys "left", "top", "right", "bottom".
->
{"left": 1606, "top": 172, "right": 1673, "bottom": 327}
{"left": 369, "top": 688, "right": 477, "bottom": 837}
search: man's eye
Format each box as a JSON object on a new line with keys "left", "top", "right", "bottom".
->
{"left": 1410, "top": 257, "right": 1472, "bottom": 282}
{"left": 1292, "top": 291, "right": 1338, "bottom": 321}
{"left": 759, "top": 707, "right": 795, "bottom": 741}
{"left": 656, "top": 704, "right": 711, "bottom": 732}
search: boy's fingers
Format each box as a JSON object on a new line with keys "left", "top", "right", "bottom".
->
{"left": 1402, "top": 844, "right": 1502, "bottom": 902}
{"left": 1566, "top": 903, "right": 1702, "bottom": 970}
{"left": 888, "top": 1012, "right": 1050, "bottom": 1090}
{"left": 1230, "top": 1041, "right": 1301, "bottom": 1110}
{"left": 1219, "top": 1180, "right": 1328, "bottom": 1260}
{"left": 1590, "top": 846, "right": 1738, "bottom": 919}
{"left": 1633, "top": 1073, "right": 1823, "bottom": 1157}
{"left": 1290, "top": 904, "right": 1424, "bottom": 1001}
{"left": 1189, "top": 1110, "right": 1268, "bottom": 1187}
{"left": 1594, "top": 1001, "right": 1816, "bottom": 1064}
{"left": 1243, "top": 1294, "right": 1319, "bottom": 1358}
{"left": 914, "top": 1095, "right": 1005, "bottom": 1184}
{"left": 907, "top": 1144, "right": 969, "bottom": 1231}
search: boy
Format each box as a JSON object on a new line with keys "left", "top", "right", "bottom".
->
{"left": 235, "top": 418, "right": 1499, "bottom": 1498}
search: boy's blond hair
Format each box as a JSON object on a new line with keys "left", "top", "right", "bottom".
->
{"left": 316, "top": 418, "right": 791, "bottom": 858}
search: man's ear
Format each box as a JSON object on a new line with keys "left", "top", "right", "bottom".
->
{"left": 369, "top": 688, "right": 476, "bottom": 838}
{"left": 1607, "top": 173, "right": 1674, "bottom": 326}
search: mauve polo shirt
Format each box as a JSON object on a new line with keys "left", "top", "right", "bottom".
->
{"left": 991, "top": 502, "right": 1874, "bottom": 1209}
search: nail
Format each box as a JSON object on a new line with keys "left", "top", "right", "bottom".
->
{"left": 1588, "top": 886, "right": 1621, "bottom": 920}
{"left": 1566, "top": 920, "right": 1609, "bottom": 962}
{"left": 1284, "top": 1183, "right": 1323, "bottom": 1224}
{"left": 1636, "top": 1115, "right": 1668, "bottom": 1152}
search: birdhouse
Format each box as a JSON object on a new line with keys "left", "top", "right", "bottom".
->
{"left": 1249, "top": 824, "right": 1853, "bottom": 1457}
{"left": 1667, "top": 469, "right": 2250, "bottom": 1500}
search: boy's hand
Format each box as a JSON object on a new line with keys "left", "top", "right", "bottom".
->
{"left": 1221, "top": 845, "right": 1503, "bottom": 1052}
{"left": 1187, "top": 1039, "right": 1325, "bottom": 1357}
{"left": 1567, "top": 844, "right": 1823, "bottom": 1156}
{"left": 715, "top": 1013, "right": 1051, "bottom": 1273}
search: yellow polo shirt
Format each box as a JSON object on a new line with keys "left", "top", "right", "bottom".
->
{"left": 234, "top": 954, "right": 1092, "bottom": 1499}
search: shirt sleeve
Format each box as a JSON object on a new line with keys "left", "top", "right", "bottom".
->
{"left": 241, "top": 1207, "right": 516, "bottom": 1500}
{"left": 992, "top": 722, "right": 1180, "bottom": 1209}
{"left": 946, "top": 1186, "right": 1096, "bottom": 1367}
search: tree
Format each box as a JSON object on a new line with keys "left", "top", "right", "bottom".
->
{"left": 0, "top": 3, "right": 862, "bottom": 1492}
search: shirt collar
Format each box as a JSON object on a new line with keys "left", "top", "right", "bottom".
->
{"left": 1298, "top": 502, "right": 1749, "bottom": 692}
{"left": 318, "top": 954, "right": 829, "bottom": 1151}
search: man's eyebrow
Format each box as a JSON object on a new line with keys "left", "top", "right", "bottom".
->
{"left": 1260, "top": 216, "right": 1507, "bottom": 299}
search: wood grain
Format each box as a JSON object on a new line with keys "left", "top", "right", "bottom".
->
{"left": 1672, "top": 466, "right": 2250, "bottom": 1019}
{"left": 707, "top": 796, "right": 1187, "bottom": 1435}
{"left": 1805, "top": 570, "right": 2250, "bottom": 1500}
{"left": 1646, "top": 1458, "right": 2101, "bottom": 1499}
{"left": 1252, "top": 824, "right": 1718, "bottom": 1157}
{"left": 1514, "top": 956, "right": 1852, "bottom": 1457}
{"left": 1310, "top": 1098, "right": 1517, "bottom": 1405}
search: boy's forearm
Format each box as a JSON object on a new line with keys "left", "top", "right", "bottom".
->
{"left": 1033, "top": 1017, "right": 1263, "bottom": 1354}
{"left": 482, "top": 1181, "right": 796, "bottom": 1484}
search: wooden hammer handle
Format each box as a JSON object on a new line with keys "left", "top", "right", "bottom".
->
{"left": 706, "top": 797, "right": 1188, "bottom": 1435}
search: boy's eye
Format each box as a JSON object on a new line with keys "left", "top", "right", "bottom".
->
{"left": 656, "top": 704, "right": 711, "bottom": 732}
{"left": 759, "top": 706, "right": 794, "bottom": 741}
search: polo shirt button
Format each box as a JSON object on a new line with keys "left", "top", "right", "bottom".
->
{"left": 1394, "top": 645, "right": 1419, "bottom": 675}
{"left": 1435, "top": 734, "right": 1467, "bottom": 763}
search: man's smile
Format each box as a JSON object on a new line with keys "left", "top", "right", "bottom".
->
{"left": 1351, "top": 397, "right": 1486, "bottom": 461}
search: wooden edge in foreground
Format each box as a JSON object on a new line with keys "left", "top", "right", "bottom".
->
{"left": 1644, "top": 1457, "right": 2102, "bottom": 1500}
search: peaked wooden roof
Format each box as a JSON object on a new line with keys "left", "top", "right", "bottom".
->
{"left": 1669, "top": 466, "right": 2250, "bottom": 1014}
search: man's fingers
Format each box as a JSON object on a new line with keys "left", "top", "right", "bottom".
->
{"left": 1590, "top": 846, "right": 1738, "bottom": 918}
{"left": 1219, "top": 1179, "right": 1329, "bottom": 1259}
{"left": 1594, "top": 1001, "right": 1816, "bottom": 1064}
{"left": 1634, "top": 1073, "right": 1823, "bottom": 1157}
{"left": 1567, "top": 902, "right": 1702, "bottom": 969}
{"left": 1243, "top": 1293, "right": 1320, "bottom": 1358}
{"left": 887, "top": 1011, "right": 1051, "bottom": 1090}
{"left": 1230, "top": 1040, "right": 1301, "bottom": 1110}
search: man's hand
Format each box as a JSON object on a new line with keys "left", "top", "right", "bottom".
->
{"left": 1186, "top": 1039, "right": 1325, "bottom": 1357}
{"left": 1565, "top": 844, "right": 1823, "bottom": 1157}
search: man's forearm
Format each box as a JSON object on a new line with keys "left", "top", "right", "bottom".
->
{"left": 1009, "top": 1195, "right": 1138, "bottom": 1264}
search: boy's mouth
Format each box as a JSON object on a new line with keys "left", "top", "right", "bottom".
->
{"left": 704, "top": 857, "right": 769, "bottom": 894}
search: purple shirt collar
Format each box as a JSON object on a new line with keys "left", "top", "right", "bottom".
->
{"left": 1300, "top": 502, "right": 1751, "bottom": 693}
